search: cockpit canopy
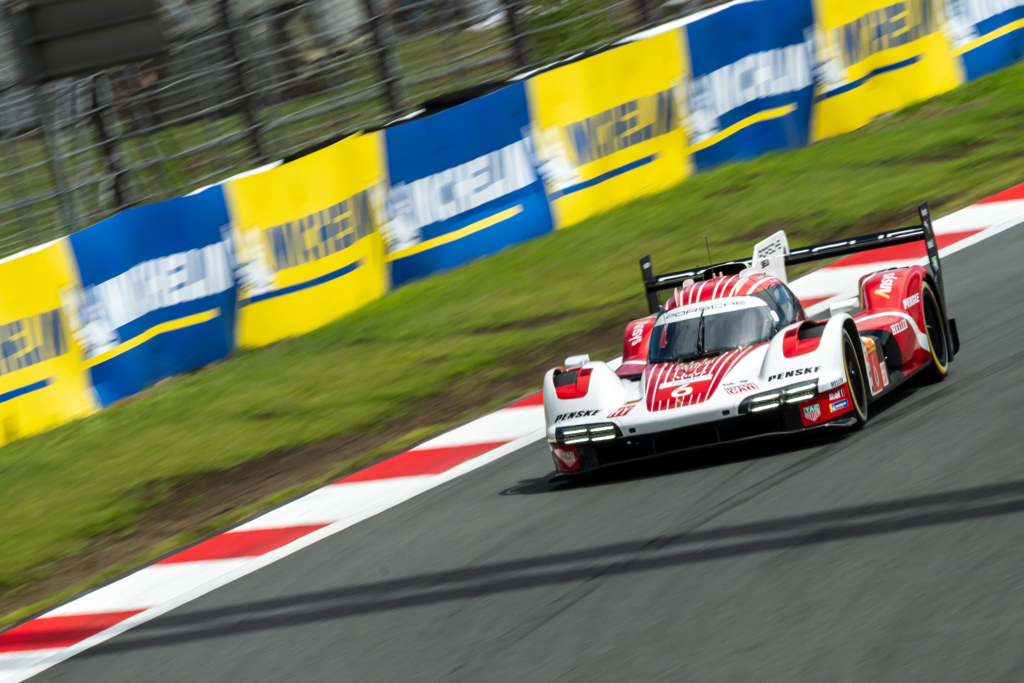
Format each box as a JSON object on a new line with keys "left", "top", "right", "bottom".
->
{"left": 649, "top": 298, "right": 778, "bottom": 365}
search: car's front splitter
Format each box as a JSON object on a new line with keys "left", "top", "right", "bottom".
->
{"left": 549, "top": 408, "right": 857, "bottom": 480}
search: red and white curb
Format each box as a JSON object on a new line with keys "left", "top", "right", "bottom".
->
{"left": 2, "top": 184, "right": 1023, "bottom": 681}
{"left": 0, "top": 396, "right": 545, "bottom": 682}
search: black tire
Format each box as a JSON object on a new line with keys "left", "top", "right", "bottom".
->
{"left": 842, "top": 329, "right": 869, "bottom": 429}
{"left": 920, "top": 281, "right": 949, "bottom": 383}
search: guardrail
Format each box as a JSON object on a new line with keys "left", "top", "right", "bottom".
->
{"left": 1, "top": 0, "right": 1021, "bottom": 447}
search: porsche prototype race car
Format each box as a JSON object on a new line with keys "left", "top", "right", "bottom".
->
{"left": 543, "top": 201, "right": 960, "bottom": 477}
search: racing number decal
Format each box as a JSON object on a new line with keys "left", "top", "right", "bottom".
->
{"left": 862, "top": 338, "right": 887, "bottom": 396}
{"left": 656, "top": 378, "right": 712, "bottom": 407}
{"left": 671, "top": 385, "right": 694, "bottom": 399}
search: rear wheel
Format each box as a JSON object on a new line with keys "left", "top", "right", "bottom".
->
{"left": 920, "top": 281, "right": 949, "bottom": 383}
{"left": 842, "top": 330, "right": 869, "bottom": 428}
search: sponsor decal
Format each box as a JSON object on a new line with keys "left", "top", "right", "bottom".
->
{"left": 803, "top": 404, "right": 821, "bottom": 423}
{"left": 660, "top": 374, "right": 706, "bottom": 389}
{"left": 663, "top": 299, "right": 749, "bottom": 321}
{"left": 65, "top": 239, "right": 235, "bottom": 355}
{"left": 685, "top": 41, "right": 813, "bottom": 148}
{"left": 0, "top": 309, "right": 68, "bottom": 376}
{"left": 724, "top": 382, "right": 758, "bottom": 395}
{"left": 891, "top": 319, "right": 909, "bottom": 336}
{"left": 552, "top": 444, "right": 578, "bottom": 469}
{"left": 767, "top": 366, "right": 820, "bottom": 382}
{"left": 874, "top": 272, "right": 898, "bottom": 299}
{"left": 879, "top": 360, "right": 890, "bottom": 388}
{"left": 385, "top": 140, "right": 536, "bottom": 251}
{"left": 263, "top": 191, "right": 375, "bottom": 273}
{"left": 862, "top": 337, "right": 885, "bottom": 396}
{"left": 903, "top": 293, "right": 920, "bottom": 310}
{"left": 815, "top": 0, "right": 938, "bottom": 94}
{"left": 658, "top": 361, "right": 716, "bottom": 388}
{"left": 825, "top": 377, "right": 844, "bottom": 389}
{"left": 607, "top": 403, "right": 637, "bottom": 419}
{"left": 828, "top": 388, "right": 845, "bottom": 401}
{"left": 629, "top": 321, "right": 647, "bottom": 347}
{"left": 554, "top": 409, "right": 600, "bottom": 423}
{"left": 830, "top": 399, "right": 849, "bottom": 413}
{"left": 564, "top": 89, "right": 678, "bottom": 167}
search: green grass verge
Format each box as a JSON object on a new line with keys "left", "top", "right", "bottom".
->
{"left": 3, "top": 61, "right": 1024, "bottom": 627}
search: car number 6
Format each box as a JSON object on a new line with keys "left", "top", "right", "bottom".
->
{"left": 671, "top": 385, "right": 694, "bottom": 399}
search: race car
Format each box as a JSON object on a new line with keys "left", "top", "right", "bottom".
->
{"left": 543, "top": 201, "right": 960, "bottom": 477}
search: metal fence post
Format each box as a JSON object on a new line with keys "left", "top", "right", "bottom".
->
{"left": 500, "top": 0, "right": 531, "bottom": 68}
{"left": 34, "top": 85, "right": 79, "bottom": 237}
{"left": 90, "top": 76, "right": 129, "bottom": 210}
{"left": 361, "top": 0, "right": 404, "bottom": 115}
{"left": 216, "top": 0, "right": 268, "bottom": 163}
{"left": 635, "top": 0, "right": 653, "bottom": 25}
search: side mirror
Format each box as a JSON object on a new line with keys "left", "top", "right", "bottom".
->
{"left": 564, "top": 354, "right": 590, "bottom": 369}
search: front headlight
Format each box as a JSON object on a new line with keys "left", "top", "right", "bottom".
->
{"left": 555, "top": 423, "right": 622, "bottom": 445}
{"left": 742, "top": 380, "right": 819, "bottom": 413}
{"left": 782, "top": 381, "right": 818, "bottom": 404}
{"left": 749, "top": 392, "right": 782, "bottom": 411}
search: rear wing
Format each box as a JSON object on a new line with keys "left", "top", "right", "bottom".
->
{"left": 640, "top": 201, "right": 956, "bottom": 354}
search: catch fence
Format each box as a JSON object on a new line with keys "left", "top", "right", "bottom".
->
{"left": 0, "top": 0, "right": 722, "bottom": 258}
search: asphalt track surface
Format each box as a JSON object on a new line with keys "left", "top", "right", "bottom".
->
{"left": 36, "top": 225, "right": 1024, "bottom": 682}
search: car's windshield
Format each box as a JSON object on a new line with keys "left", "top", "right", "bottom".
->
{"left": 649, "top": 302, "right": 776, "bottom": 364}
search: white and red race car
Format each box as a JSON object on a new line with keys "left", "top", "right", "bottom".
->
{"left": 543, "top": 202, "right": 959, "bottom": 477}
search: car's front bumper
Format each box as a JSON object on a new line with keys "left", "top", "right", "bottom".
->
{"left": 550, "top": 404, "right": 855, "bottom": 478}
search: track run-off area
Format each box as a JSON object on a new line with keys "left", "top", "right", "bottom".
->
{"left": 6, "top": 195, "right": 1024, "bottom": 680}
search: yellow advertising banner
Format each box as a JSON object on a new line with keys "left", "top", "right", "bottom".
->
{"left": 0, "top": 239, "right": 97, "bottom": 447}
{"left": 811, "top": 0, "right": 964, "bottom": 140}
{"left": 224, "top": 133, "right": 391, "bottom": 347}
{"left": 526, "top": 30, "right": 691, "bottom": 229}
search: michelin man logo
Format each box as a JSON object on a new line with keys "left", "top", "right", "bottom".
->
{"left": 234, "top": 223, "right": 276, "bottom": 298}
{"left": 382, "top": 181, "right": 421, "bottom": 253}
{"left": 530, "top": 126, "right": 581, "bottom": 193}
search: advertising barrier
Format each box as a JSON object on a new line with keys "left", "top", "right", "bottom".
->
{"left": 5, "top": 0, "right": 1024, "bottom": 446}
{"left": 810, "top": 0, "right": 964, "bottom": 140}
{"left": 945, "top": 0, "right": 1024, "bottom": 80}
{"left": 224, "top": 133, "right": 390, "bottom": 347}
{"left": 383, "top": 83, "right": 554, "bottom": 286}
{"left": 65, "top": 186, "right": 237, "bottom": 407}
{"left": 526, "top": 30, "right": 691, "bottom": 228}
{"left": 0, "top": 239, "right": 97, "bottom": 446}
{"left": 683, "top": 0, "right": 815, "bottom": 170}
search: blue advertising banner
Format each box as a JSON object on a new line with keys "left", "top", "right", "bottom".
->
{"left": 66, "top": 186, "right": 237, "bottom": 406}
{"left": 683, "top": 0, "right": 815, "bottom": 171}
{"left": 945, "top": 0, "right": 1024, "bottom": 81}
{"left": 383, "top": 82, "right": 554, "bottom": 286}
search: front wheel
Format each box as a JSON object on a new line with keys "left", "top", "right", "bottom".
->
{"left": 842, "top": 329, "right": 869, "bottom": 429}
{"left": 920, "top": 281, "right": 949, "bottom": 383}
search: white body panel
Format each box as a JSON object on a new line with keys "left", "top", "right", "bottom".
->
{"left": 543, "top": 313, "right": 855, "bottom": 443}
